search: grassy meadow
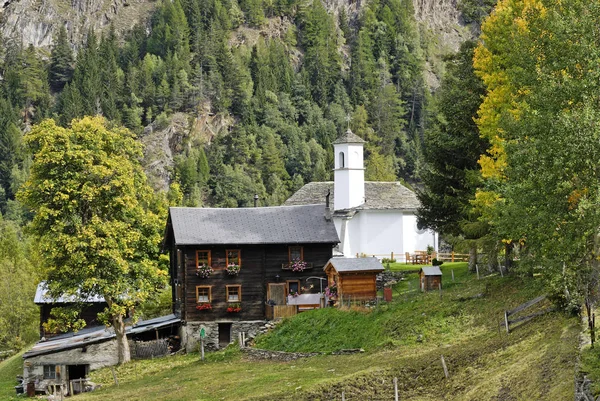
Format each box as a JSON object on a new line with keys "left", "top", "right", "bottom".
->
{"left": 0, "top": 263, "right": 582, "bottom": 400}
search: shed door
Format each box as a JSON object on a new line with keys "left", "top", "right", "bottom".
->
{"left": 218, "top": 323, "right": 232, "bottom": 348}
{"left": 267, "top": 283, "right": 286, "bottom": 305}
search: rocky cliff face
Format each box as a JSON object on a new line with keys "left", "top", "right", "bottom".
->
{"left": 0, "top": 0, "right": 156, "bottom": 48}
{"left": 413, "top": 0, "right": 473, "bottom": 54}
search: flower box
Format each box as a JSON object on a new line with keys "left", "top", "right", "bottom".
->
{"left": 196, "top": 264, "right": 213, "bottom": 278}
{"left": 226, "top": 263, "right": 240, "bottom": 276}
{"left": 281, "top": 261, "right": 313, "bottom": 271}
{"left": 196, "top": 303, "right": 212, "bottom": 311}
{"left": 227, "top": 303, "right": 241, "bottom": 313}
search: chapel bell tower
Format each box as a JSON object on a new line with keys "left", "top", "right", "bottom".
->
{"left": 333, "top": 129, "right": 365, "bottom": 211}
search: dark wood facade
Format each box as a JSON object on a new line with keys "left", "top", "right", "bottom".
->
{"left": 170, "top": 243, "right": 334, "bottom": 322}
{"left": 39, "top": 303, "right": 107, "bottom": 339}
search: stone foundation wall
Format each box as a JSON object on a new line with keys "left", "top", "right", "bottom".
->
{"left": 180, "top": 320, "right": 266, "bottom": 352}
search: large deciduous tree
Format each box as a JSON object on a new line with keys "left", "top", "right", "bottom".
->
{"left": 19, "top": 116, "right": 167, "bottom": 363}
{"left": 474, "top": 0, "right": 600, "bottom": 309}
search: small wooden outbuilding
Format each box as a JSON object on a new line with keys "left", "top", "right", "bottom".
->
{"left": 419, "top": 266, "right": 442, "bottom": 291}
{"left": 324, "top": 257, "right": 384, "bottom": 300}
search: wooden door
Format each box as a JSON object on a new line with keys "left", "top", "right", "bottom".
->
{"left": 267, "top": 283, "right": 286, "bottom": 306}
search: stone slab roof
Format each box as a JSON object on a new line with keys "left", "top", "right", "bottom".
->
{"left": 325, "top": 257, "right": 385, "bottom": 272}
{"left": 34, "top": 282, "right": 106, "bottom": 304}
{"left": 333, "top": 129, "right": 366, "bottom": 144}
{"left": 284, "top": 181, "right": 420, "bottom": 211}
{"left": 421, "top": 266, "right": 443, "bottom": 276}
{"left": 23, "top": 314, "right": 180, "bottom": 359}
{"left": 168, "top": 204, "right": 339, "bottom": 246}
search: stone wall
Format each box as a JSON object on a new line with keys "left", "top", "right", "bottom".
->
{"left": 23, "top": 339, "right": 118, "bottom": 390}
{"left": 180, "top": 320, "right": 266, "bottom": 352}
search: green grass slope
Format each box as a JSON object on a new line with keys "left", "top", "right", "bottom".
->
{"left": 0, "top": 351, "right": 26, "bottom": 400}
{"left": 8, "top": 263, "right": 581, "bottom": 400}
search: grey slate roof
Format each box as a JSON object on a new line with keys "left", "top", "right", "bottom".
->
{"left": 23, "top": 314, "right": 180, "bottom": 359}
{"left": 326, "top": 257, "right": 384, "bottom": 272}
{"left": 284, "top": 181, "right": 421, "bottom": 211}
{"left": 34, "top": 282, "right": 105, "bottom": 304}
{"left": 332, "top": 129, "right": 366, "bottom": 144}
{"left": 168, "top": 204, "right": 339, "bottom": 246}
{"left": 421, "top": 266, "right": 443, "bottom": 276}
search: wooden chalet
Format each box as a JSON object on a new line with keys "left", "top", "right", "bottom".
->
{"left": 34, "top": 282, "right": 107, "bottom": 339}
{"left": 164, "top": 204, "right": 339, "bottom": 349}
{"left": 324, "top": 257, "right": 384, "bottom": 301}
{"left": 419, "top": 266, "right": 442, "bottom": 291}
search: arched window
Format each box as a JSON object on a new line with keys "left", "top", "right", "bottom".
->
{"left": 339, "top": 152, "right": 345, "bottom": 168}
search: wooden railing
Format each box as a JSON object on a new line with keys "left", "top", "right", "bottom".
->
{"left": 354, "top": 251, "right": 470, "bottom": 264}
{"left": 435, "top": 252, "right": 469, "bottom": 262}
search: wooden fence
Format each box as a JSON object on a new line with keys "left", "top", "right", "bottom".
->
{"left": 355, "top": 251, "right": 469, "bottom": 264}
{"left": 266, "top": 304, "right": 298, "bottom": 320}
{"left": 504, "top": 295, "right": 552, "bottom": 333}
{"left": 129, "top": 338, "right": 170, "bottom": 359}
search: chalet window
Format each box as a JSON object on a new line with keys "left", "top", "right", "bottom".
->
{"left": 289, "top": 246, "right": 303, "bottom": 262}
{"left": 196, "top": 286, "right": 212, "bottom": 303}
{"left": 339, "top": 151, "right": 345, "bottom": 168}
{"left": 226, "top": 285, "right": 242, "bottom": 302}
{"left": 226, "top": 250, "right": 241, "bottom": 267}
{"left": 43, "top": 365, "right": 56, "bottom": 379}
{"left": 196, "top": 250, "right": 211, "bottom": 268}
{"left": 287, "top": 280, "right": 300, "bottom": 296}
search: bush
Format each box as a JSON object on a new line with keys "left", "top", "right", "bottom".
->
{"left": 432, "top": 258, "right": 444, "bottom": 266}
{"left": 382, "top": 258, "right": 396, "bottom": 264}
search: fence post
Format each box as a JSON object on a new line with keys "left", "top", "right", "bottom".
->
{"left": 394, "top": 377, "right": 399, "bottom": 401}
{"left": 451, "top": 269, "right": 454, "bottom": 281}
{"left": 441, "top": 355, "right": 449, "bottom": 379}
{"left": 504, "top": 311, "right": 510, "bottom": 333}
{"left": 391, "top": 251, "right": 394, "bottom": 261}
{"left": 451, "top": 251, "right": 455, "bottom": 262}
{"left": 476, "top": 264, "right": 480, "bottom": 280}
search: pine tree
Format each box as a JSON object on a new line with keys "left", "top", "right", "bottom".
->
{"left": 48, "top": 26, "right": 75, "bottom": 92}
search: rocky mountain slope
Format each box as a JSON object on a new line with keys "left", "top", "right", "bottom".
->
{"left": 0, "top": 0, "right": 155, "bottom": 48}
{"left": 1, "top": 0, "right": 472, "bottom": 52}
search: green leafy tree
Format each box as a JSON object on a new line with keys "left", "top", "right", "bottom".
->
{"left": 474, "top": 0, "right": 600, "bottom": 306}
{"left": 0, "top": 215, "right": 39, "bottom": 350}
{"left": 18, "top": 116, "right": 167, "bottom": 364}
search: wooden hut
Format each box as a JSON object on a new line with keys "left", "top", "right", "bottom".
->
{"left": 324, "top": 257, "right": 384, "bottom": 300}
{"left": 419, "top": 266, "right": 442, "bottom": 291}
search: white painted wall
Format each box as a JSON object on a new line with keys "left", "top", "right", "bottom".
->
{"left": 403, "top": 213, "right": 436, "bottom": 254}
{"left": 334, "top": 210, "right": 436, "bottom": 259}
{"left": 333, "top": 142, "right": 365, "bottom": 210}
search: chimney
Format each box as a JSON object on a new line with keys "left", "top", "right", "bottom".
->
{"left": 325, "top": 189, "right": 330, "bottom": 209}
{"left": 254, "top": 194, "right": 259, "bottom": 207}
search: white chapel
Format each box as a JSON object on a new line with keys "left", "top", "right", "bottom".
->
{"left": 285, "top": 129, "right": 437, "bottom": 259}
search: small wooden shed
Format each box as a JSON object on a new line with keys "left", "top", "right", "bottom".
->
{"left": 324, "top": 257, "right": 384, "bottom": 300}
{"left": 419, "top": 266, "right": 442, "bottom": 291}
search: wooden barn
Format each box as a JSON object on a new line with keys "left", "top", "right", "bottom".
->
{"left": 419, "top": 266, "right": 442, "bottom": 291}
{"left": 34, "top": 282, "right": 107, "bottom": 339}
{"left": 164, "top": 204, "right": 339, "bottom": 351}
{"left": 324, "top": 257, "right": 384, "bottom": 301}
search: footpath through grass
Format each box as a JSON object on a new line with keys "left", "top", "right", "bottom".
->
{"left": 3, "top": 263, "right": 582, "bottom": 400}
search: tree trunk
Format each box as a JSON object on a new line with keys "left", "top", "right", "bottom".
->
{"left": 504, "top": 242, "right": 513, "bottom": 273}
{"left": 112, "top": 313, "right": 130, "bottom": 364}
{"left": 468, "top": 243, "right": 477, "bottom": 273}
